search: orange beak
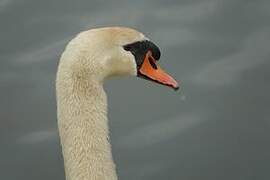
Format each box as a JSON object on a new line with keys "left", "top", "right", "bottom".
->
{"left": 138, "top": 51, "right": 179, "bottom": 90}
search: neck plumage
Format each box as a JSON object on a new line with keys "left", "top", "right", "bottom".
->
{"left": 56, "top": 68, "right": 117, "bottom": 180}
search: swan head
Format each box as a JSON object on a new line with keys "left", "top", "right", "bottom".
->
{"left": 61, "top": 27, "right": 179, "bottom": 90}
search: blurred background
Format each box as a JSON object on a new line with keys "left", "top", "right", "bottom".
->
{"left": 1, "top": 0, "right": 270, "bottom": 179}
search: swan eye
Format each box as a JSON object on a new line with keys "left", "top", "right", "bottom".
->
{"left": 123, "top": 45, "right": 132, "bottom": 51}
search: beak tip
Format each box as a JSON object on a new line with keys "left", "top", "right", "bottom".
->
{"left": 173, "top": 86, "right": 180, "bottom": 91}
{"left": 171, "top": 80, "right": 179, "bottom": 91}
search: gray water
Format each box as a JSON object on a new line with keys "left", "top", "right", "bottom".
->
{"left": 1, "top": 0, "right": 270, "bottom": 179}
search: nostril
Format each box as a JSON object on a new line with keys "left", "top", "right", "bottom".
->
{"left": 149, "top": 56, "right": 158, "bottom": 70}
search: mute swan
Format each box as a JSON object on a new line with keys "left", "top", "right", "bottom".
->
{"left": 56, "top": 27, "right": 178, "bottom": 180}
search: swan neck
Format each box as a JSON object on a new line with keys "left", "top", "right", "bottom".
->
{"left": 56, "top": 74, "right": 117, "bottom": 180}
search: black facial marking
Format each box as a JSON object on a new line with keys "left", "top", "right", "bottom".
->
{"left": 123, "top": 40, "right": 161, "bottom": 69}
